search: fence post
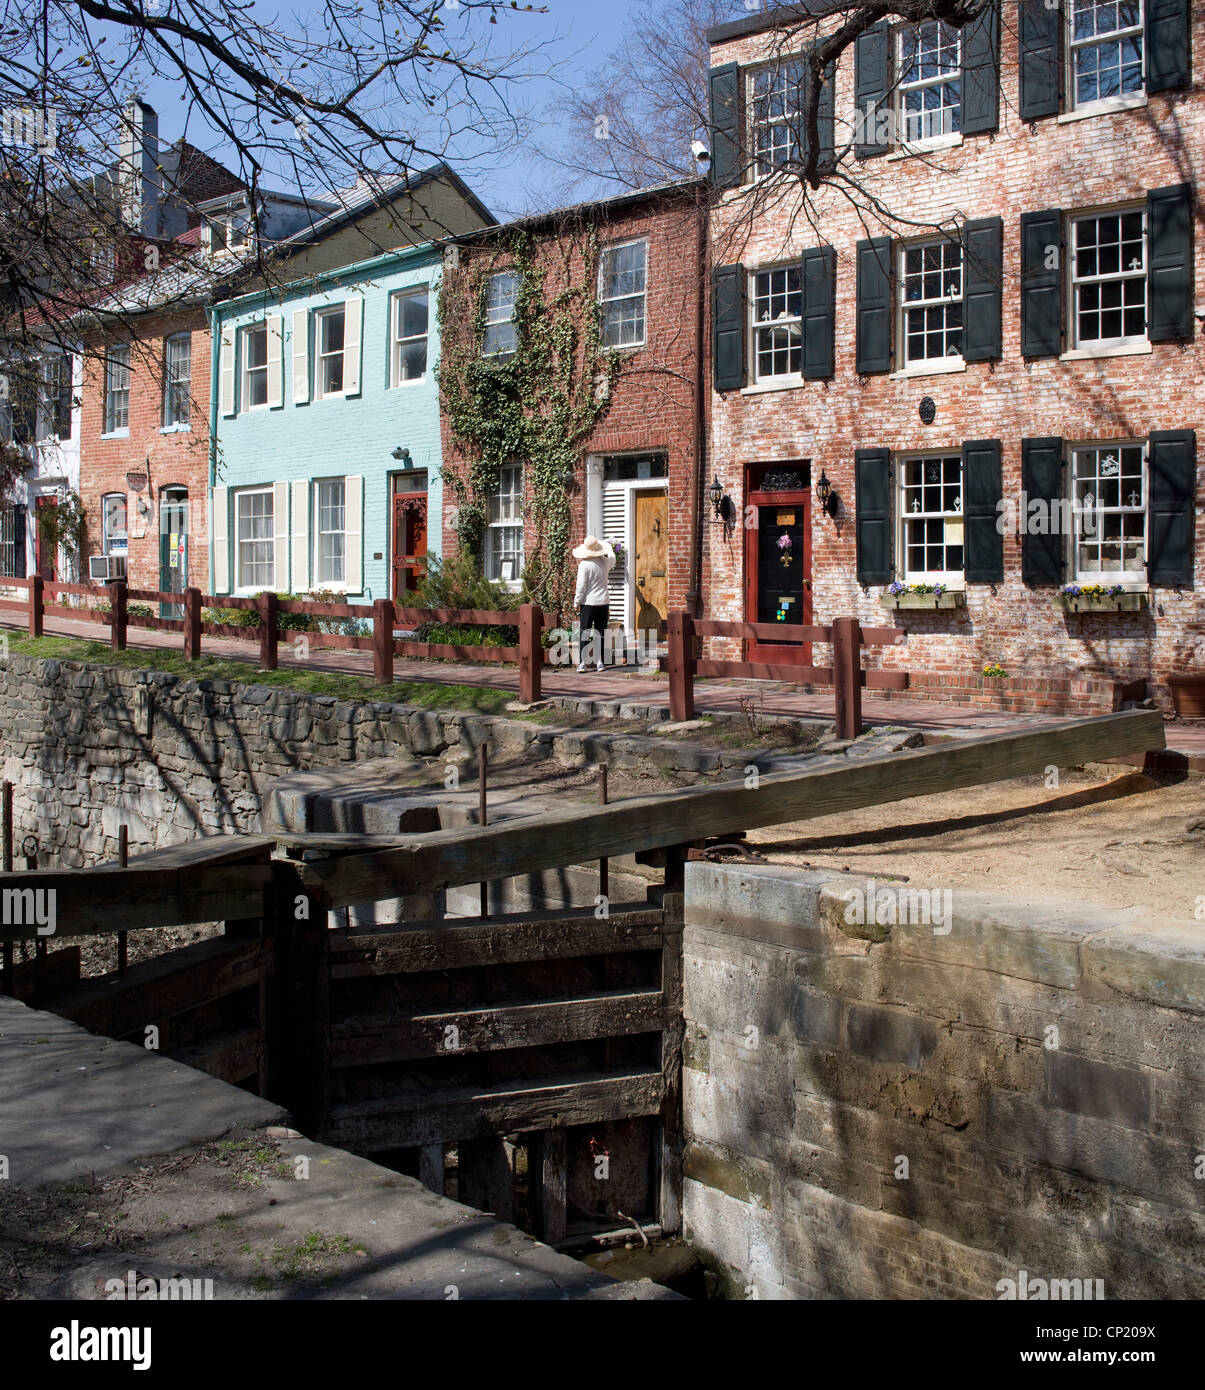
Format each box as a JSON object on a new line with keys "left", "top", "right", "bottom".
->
{"left": 184, "top": 586, "right": 202, "bottom": 661}
{"left": 519, "top": 603, "right": 542, "bottom": 704}
{"left": 258, "top": 590, "right": 278, "bottom": 671}
{"left": 373, "top": 597, "right": 395, "bottom": 685}
{"left": 109, "top": 578, "right": 127, "bottom": 651}
{"left": 832, "top": 616, "right": 863, "bottom": 741}
{"left": 28, "top": 575, "right": 43, "bottom": 638}
{"left": 667, "top": 610, "right": 695, "bottom": 721}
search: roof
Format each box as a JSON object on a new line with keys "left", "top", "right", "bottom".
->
{"left": 706, "top": 1, "right": 846, "bottom": 45}
{"left": 452, "top": 176, "right": 706, "bottom": 245}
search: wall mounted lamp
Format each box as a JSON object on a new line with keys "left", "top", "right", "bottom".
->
{"left": 815, "top": 469, "right": 840, "bottom": 520}
{"left": 391, "top": 446, "right": 411, "bottom": 462}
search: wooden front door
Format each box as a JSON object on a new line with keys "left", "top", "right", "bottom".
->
{"left": 633, "top": 491, "right": 667, "bottom": 634}
{"left": 744, "top": 465, "right": 813, "bottom": 663}
{"left": 392, "top": 480, "right": 428, "bottom": 600}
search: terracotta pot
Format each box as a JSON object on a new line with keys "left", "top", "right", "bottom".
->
{"left": 1168, "top": 674, "right": 1205, "bottom": 719}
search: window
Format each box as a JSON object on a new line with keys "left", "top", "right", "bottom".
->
{"left": 242, "top": 324, "right": 268, "bottom": 409}
{"left": 901, "top": 454, "right": 964, "bottom": 582}
{"left": 484, "top": 463, "right": 523, "bottom": 582}
{"left": 39, "top": 354, "right": 73, "bottom": 440}
{"left": 235, "top": 488, "right": 274, "bottom": 589}
{"left": 5, "top": 360, "right": 39, "bottom": 444}
{"left": 751, "top": 266, "right": 802, "bottom": 381}
{"left": 749, "top": 61, "right": 804, "bottom": 176}
{"left": 898, "top": 20, "right": 961, "bottom": 143}
{"left": 1070, "top": 209, "right": 1147, "bottom": 347}
{"left": 315, "top": 307, "right": 346, "bottom": 398}
{"left": 1069, "top": 0, "right": 1144, "bottom": 109}
{"left": 483, "top": 272, "right": 519, "bottom": 357}
{"left": 1071, "top": 441, "right": 1146, "bottom": 583}
{"left": 101, "top": 493, "right": 128, "bottom": 556}
{"left": 103, "top": 346, "right": 130, "bottom": 434}
{"left": 163, "top": 333, "right": 191, "bottom": 428}
{"left": 900, "top": 240, "right": 963, "bottom": 364}
{"left": 315, "top": 478, "right": 346, "bottom": 585}
{"left": 599, "top": 241, "right": 648, "bottom": 348}
{"left": 392, "top": 289, "right": 429, "bottom": 384}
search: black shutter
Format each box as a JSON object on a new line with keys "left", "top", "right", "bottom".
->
{"left": 817, "top": 60, "right": 835, "bottom": 168}
{"left": 1020, "top": 209, "right": 1063, "bottom": 357}
{"left": 56, "top": 355, "right": 73, "bottom": 439}
{"left": 12, "top": 503, "right": 26, "bottom": 579}
{"left": 856, "top": 237, "right": 892, "bottom": 374}
{"left": 963, "top": 216, "right": 1003, "bottom": 362}
{"left": 801, "top": 246, "right": 836, "bottom": 380}
{"left": 1148, "top": 429, "right": 1196, "bottom": 586}
{"left": 962, "top": 439, "right": 1004, "bottom": 583}
{"left": 961, "top": 0, "right": 1001, "bottom": 135}
{"left": 1147, "top": 184, "right": 1193, "bottom": 343}
{"left": 1021, "top": 436, "right": 1065, "bottom": 584}
{"left": 855, "top": 448, "right": 893, "bottom": 585}
{"left": 712, "top": 262, "right": 745, "bottom": 392}
{"left": 853, "top": 21, "right": 890, "bottom": 158}
{"left": 1147, "top": 0, "right": 1190, "bottom": 92}
{"left": 708, "top": 62, "right": 742, "bottom": 190}
{"left": 1019, "top": 0, "right": 1061, "bottom": 120}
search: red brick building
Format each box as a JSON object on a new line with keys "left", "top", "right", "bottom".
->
{"left": 703, "top": 0, "right": 1202, "bottom": 712}
{"left": 438, "top": 183, "right": 708, "bottom": 647}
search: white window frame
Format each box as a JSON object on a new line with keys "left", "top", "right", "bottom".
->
{"left": 896, "top": 19, "right": 962, "bottom": 147}
{"left": 749, "top": 264, "right": 803, "bottom": 384}
{"left": 1069, "top": 439, "right": 1148, "bottom": 586}
{"left": 313, "top": 477, "right": 347, "bottom": 588}
{"left": 163, "top": 332, "right": 191, "bottom": 430}
{"left": 898, "top": 452, "right": 965, "bottom": 587}
{"left": 391, "top": 287, "right": 429, "bottom": 386}
{"left": 101, "top": 492, "right": 128, "bottom": 556}
{"left": 1067, "top": 0, "right": 1146, "bottom": 114}
{"left": 747, "top": 59, "right": 804, "bottom": 179}
{"left": 484, "top": 463, "right": 523, "bottom": 586}
{"left": 234, "top": 486, "right": 275, "bottom": 592}
{"left": 483, "top": 272, "right": 519, "bottom": 358}
{"left": 899, "top": 239, "right": 964, "bottom": 367}
{"left": 38, "top": 352, "right": 72, "bottom": 441}
{"left": 103, "top": 345, "right": 130, "bottom": 436}
{"left": 1069, "top": 206, "right": 1148, "bottom": 350}
{"left": 598, "top": 239, "right": 648, "bottom": 349}
{"left": 314, "top": 305, "right": 347, "bottom": 400}
{"left": 242, "top": 323, "right": 269, "bottom": 412}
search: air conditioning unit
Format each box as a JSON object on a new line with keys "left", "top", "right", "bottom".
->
{"left": 88, "top": 554, "right": 127, "bottom": 581}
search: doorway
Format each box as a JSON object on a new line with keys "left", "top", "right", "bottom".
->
{"left": 159, "top": 487, "right": 188, "bottom": 619}
{"left": 391, "top": 471, "right": 428, "bottom": 601}
{"left": 743, "top": 464, "right": 812, "bottom": 662}
{"left": 632, "top": 489, "right": 667, "bottom": 635}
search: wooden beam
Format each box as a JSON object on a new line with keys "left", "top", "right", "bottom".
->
{"left": 296, "top": 711, "right": 1164, "bottom": 910}
{"left": 532, "top": 1129, "right": 567, "bottom": 1244}
{"left": 459, "top": 1136, "right": 515, "bottom": 1222}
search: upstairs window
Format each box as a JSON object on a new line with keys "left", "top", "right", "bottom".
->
{"left": 103, "top": 346, "right": 130, "bottom": 435}
{"left": 898, "top": 20, "right": 961, "bottom": 144}
{"left": 315, "top": 306, "right": 346, "bottom": 398}
{"left": 901, "top": 453, "right": 964, "bottom": 584}
{"left": 163, "top": 332, "right": 191, "bottom": 427}
{"left": 750, "top": 266, "right": 802, "bottom": 381}
{"left": 900, "top": 240, "right": 963, "bottom": 365}
{"left": 484, "top": 463, "right": 523, "bottom": 583}
{"left": 1070, "top": 0, "right": 1144, "bottom": 110}
{"left": 483, "top": 272, "right": 518, "bottom": 358}
{"left": 1070, "top": 209, "right": 1146, "bottom": 347}
{"left": 1071, "top": 441, "right": 1147, "bottom": 584}
{"left": 242, "top": 323, "right": 269, "bottom": 409}
{"left": 392, "top": 288, "right": 429, "bottom": 384}
{"left": 40, "top": 354, "right": 73, "bottom": 440}
{"left": 599, "top": 240, "right": 647, "bottom": 348}
{"left": 749, "top": 61, "right": 803, "bottom": 176}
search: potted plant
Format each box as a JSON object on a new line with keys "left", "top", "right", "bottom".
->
{"left": 1168, "top": 665, "right": 1205, "bottom": 718}
{"left": 879, "top": 581, "right": 965, "bottom": 611}
{"left": 1055, "top": 583, "right": 1148, "bottom": 614}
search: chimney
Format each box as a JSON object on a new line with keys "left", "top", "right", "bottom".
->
{"left": 120, "top": 98, "right": 162, "bottom": 237}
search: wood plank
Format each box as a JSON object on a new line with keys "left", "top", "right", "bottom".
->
{"left": 328, "top": 1071, "right": 665, "bottom": 1149}
{"left": 393, "top": 641, "right": 519, "bottom": 663}
{"left": 168, "top": 1025, "right": 262, "bottom": 1086}
{"left": 295, "top": 711, "right": 1164, "bottom": 909}
{"left": 859, "top": 625, "right": 907, "bottom": 645}
{"left": 330, "top": 990, "right": 667, "bottom": 1065}
{"left": 120, "top": 835, "right": 277, "bottom": 870}
{"left": 392, "top": 607, "right": 518, "bottom": 627}
{"left": 418, "top": 1145, "right": 444, "bottom": 1195}
{"left": 1, "top": 945, "right": 81, "bottom": 1001}
{"left": 459, "top": 1136, "right": 515, "bottom": 1221}
{"left": 864, "top": 669, "right": 909, "bottom": 690}
{"left": 533, "top": 1129, "right": 567, "bottom": 1244}
{"left": 658, "top": 925, "right": 685, "bottom": 1235}
{"left": 693, "top": 618, "right": 832, "bottom": 643}
{"left": 696, "top": 658, "right": 832, "bottom": 683}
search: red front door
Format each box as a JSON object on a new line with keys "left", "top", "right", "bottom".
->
{"left": 35, "top": 496, "right": 57, "bottom": 581}
{"left": 744, "top": 464, "right": 813, "bottom": 665}
{"left": 392, "top": 487, "right": 428, "bottom": 600}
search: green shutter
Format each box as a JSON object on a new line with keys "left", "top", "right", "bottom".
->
{"left": 817, "top": 60, "right": 835, "bottom": 169}
{"left": 1019, "top": 0, "right": 1061, "bottom": 120}
{"left": 853, "top": 21, "right": 890, "bottom": 158}
{"left": 1147, "top": 184, "right": 1193, "bottom": 343}
{"left": 1147, "top": 0, "right": 1190, "bottom": 92}
{"left": 1020, "top": 209, "right": 1063, "bottom": 358}
{"left": 856, "top": 237, "right": 892, "bottom": 375}
{"left": 712, "top": 263, "right": 745, "bottom": 392}
{"left": 801, "top": 246, "right": 835, "bottom": 380}
{"left": 1021, "top": 437, "right": 1065, "bottom": 585}
{"left": 1148, "top": 429, "right": 1196, "bottom": 586}
{"left": 962, "top": 439, "right": 1004, "bottom": 583}
{"left": 963, "top": 217, "right": 1003, "bottom": 362}
{"left": 961, "top": 0, "right": 1000, "bottom": 135}
{"left": 855, "top": 448, "right": 893, "bottom": 585}
{"left": 708, "top": 63, "right": 741, "bottom": 190}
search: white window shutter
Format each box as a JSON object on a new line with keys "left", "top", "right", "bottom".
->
{"left": 344, "top": 474, "right": 363, "bottom": 592}
{"left": 343, "top": 298, "right": 363, "bottom": 397}
{"left": 273, "top": 479, "right": 290, "bottom": 591}
{"left": 266, "top": 315, "right": 284, "bottom": 408}
{"left": 219, "top": 327, "right": 235, "bottom": 416}
{"left": 292, "top": 478, "right": 310, "bottom": 593}
{"left": 292, "top": 309, "right": 309, "bottom": 405}
{"left": 211, "top": 486, "right": 229, "bottom": 593}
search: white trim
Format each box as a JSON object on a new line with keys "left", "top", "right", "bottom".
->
{"left": 211, "top": 485, "right": 229, "bottom": 593}
{"left": 886, "top": 133, "right": 963, "bottom": 160}
{"left": 292, "top": 308, "right": 310, "bottom": 405}
{"left": 741, "top": 377, "right": 805, "bottom": 395}
{"left": 291, "top": 478, "right": 310, "bottom": 592}
{"left": 1057, "top": 93, "right": 1147, "bottom": 123}
{"left": 344, "top": 474, "right": 363, "bottom": 593}
{"left": 343, "top": 297, "right": 363, "bottom": 398}
{"left": 272, "top": 479, "right": 289, "bottom": 588}
{"left": 266, "top": 315, "right": 284, "bottom": 409}
{"left": 889, "top": 359, "right": 967, "bottom": 380}
{"left": 219, "top": 326, "right": 236, "bottom": 416}
{"left": 1060, "top": 342, "right": 1153, "bottom": 361}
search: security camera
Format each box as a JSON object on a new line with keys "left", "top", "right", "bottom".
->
{"left": 691, "top": 139, "right": 711, "bottom": 165}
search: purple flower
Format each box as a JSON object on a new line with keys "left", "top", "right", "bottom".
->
{"left": 777, "top": 533, "right": 792, "bottom": 550}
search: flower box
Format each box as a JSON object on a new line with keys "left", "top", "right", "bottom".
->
{"left": 879, "top": 591, "right": 966, "bottom": 611}
{"left": 1054, "top": 591, "right": 1148, "bottom": 614}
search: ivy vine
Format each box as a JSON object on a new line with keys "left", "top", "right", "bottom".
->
{"left": 436, "top": 221, "right": 621, "bottom": 612}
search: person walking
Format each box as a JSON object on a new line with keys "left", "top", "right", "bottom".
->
{"left": 572, "top": 535, "right": 615, "bottom": 672}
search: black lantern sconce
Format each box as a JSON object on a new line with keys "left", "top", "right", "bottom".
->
{"left": 708, "top": 475, "right": 736, "bottom": 537}
{"left": 815, "top": 469, "right": 841, "bottom": 521}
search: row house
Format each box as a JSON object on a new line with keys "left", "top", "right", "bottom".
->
{"left": 704, "top": 0, "right": 1201, "bottom": 709}
{"left": 438, "top": 181, "right": 708, "bottom": 645}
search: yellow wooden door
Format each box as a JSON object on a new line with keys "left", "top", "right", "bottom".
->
{"left": 633, "top": 491, "right": 667, "bottom": 633}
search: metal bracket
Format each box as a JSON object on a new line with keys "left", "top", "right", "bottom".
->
{"left": 687, "top": 842, "right": 768, "bottom": 864}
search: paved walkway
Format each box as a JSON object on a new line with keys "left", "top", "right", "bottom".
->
{"left": 7, "top": 612, "right": 1201, "bottom": 759}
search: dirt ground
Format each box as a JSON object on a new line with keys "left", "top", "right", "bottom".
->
{"left": 746, "top": 766, "right": 1204, "bottom": 924}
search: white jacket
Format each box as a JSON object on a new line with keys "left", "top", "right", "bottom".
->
{"left": 574, "top": 547, "right": 615, "bottom": 606}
